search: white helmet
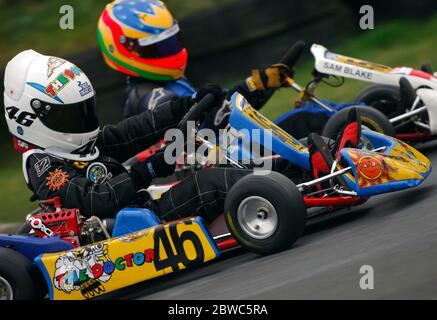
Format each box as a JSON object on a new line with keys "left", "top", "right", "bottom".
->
{"left": 3, "top": 50, "right": 100, "bottom": 161}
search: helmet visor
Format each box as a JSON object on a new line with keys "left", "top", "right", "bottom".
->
{"left": 31, "top": 97, "right": 99, "bottom": 134}
{"left": 123, "top": 32, "right": 184, "bottom": 59}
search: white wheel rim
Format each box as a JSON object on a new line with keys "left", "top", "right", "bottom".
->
{"left": 0, "top": 276, "right": 13, "bottom": 300}
{"left": 237, "top": 196, "right": 278, "bottom": 240}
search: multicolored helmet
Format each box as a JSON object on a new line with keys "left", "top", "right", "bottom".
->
{"left": 97, "top": 0, "right": 187, "bottom": 81}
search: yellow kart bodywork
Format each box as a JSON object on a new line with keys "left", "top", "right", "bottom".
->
{"left": 35, "top": 217, "right": 219, "bottom": 300}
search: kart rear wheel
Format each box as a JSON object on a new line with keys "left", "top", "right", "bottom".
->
{"left": 356, "top": 84, "right": 401, "bottom": 118}
{"left": 16, "top": 223, "right": 31, "bottom": 235}
{"left": 224, "top": 172, "right": 306, "bottom": 255}
{"left": 322, "top": 106, "right": 396, "bottom": 139}
{"left": 0, "top": 247, "right": 42, "bottom": 300}
{"left": 17, "top": 208, "right": 40, "bottom": 235}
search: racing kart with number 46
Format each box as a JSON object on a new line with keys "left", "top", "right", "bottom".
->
{"left": 0, "top": 91, "right": 431, "bottom": 300}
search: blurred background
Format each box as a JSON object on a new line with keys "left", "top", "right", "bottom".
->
{"left": 0, "top": 0, "right": 436, "bottom": 225}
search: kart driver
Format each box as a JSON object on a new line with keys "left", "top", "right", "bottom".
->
{"left": 3, "top": 50, "right": 296, "bottom": 224}
{"left": 97, "top": 0, "right": 290, "bottom": 131}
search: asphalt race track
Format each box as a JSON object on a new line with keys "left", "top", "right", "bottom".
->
{"left": 114, "top": 141, "right": 437, "bottom": 300}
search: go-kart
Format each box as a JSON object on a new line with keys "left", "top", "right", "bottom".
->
{"left": 272, "top": 41, "right": 391, "bottom": 139}
{"left": 312, "top": 43, "right": 437, "bottom": 92}
{"left": 310, "top": 43, "right": 437, "bottom": 142}
{"left": 0, "top": 92, "right": 431, "bottom": 300}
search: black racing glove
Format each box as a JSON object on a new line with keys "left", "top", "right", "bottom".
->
{"left": 192, "top": 84, "right": 225, "bottom": 106}
{"left": 129, "top": 150, "right": 175, "bottom": 190}
{"left": 175, "top": 84, "right": 225, "bottom": 135}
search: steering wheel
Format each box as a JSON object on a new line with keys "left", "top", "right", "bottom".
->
{"left": 279, "top": 40, "right": 306, "bottom": 70}
{"left": 279, "top": 41, "right": 307, "bottom": 89}
{"left": 177, "top": 93, "right": 216, "bottom": 142}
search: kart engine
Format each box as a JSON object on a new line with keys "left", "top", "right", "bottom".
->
{"left": 27, "top": 197, "right": 110, "bottom": 248}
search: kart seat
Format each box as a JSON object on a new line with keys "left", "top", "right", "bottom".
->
{"left": 308, "top": 132, "right": 350, "bottom": 191}
{"left": 399, "top": 77, "right": 417, "bottom": 114}
{"left": 334, "top": 108, "right": 361, "bottom": 159}
{"left": 299, "top": 136, "right": 333, "bottom": 147}
{"left": 420, "top": 63, "right": 433, "bottom": 74}
{"left": 308, "top": 132, "right": 334, "bottom": 186}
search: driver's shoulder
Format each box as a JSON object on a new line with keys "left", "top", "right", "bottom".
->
{"left": 22, "top": 150, "right": 68, "bottom": 185}
{"left": 23, "top": 149, "right": 65, "bottom": 166}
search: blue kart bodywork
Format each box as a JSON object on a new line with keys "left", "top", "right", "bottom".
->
{"left": 274, "top": 99, "right": 365, "bottom": 125}
{"left": 228, "top": 92, "right": 431, "bottom": 197}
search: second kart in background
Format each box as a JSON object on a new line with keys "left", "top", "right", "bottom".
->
{"left": 274, "top": 42, "right": 437, "bottom": 145}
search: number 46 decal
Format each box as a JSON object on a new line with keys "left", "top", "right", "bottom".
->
{"left": 153, "top": 223, "right": 205, "bottom": 272}
{"left": 6, "top": 106, "right": 37, "bottom": 127}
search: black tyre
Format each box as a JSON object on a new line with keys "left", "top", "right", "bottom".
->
{"left": 17, "top": 208, "right": 41, "bottom": 235}
{"left": 0, "top": 247, "right": 44, "bottom": 300}
{"left": 224, "top": 172, "right": 306, "bottom": 254}
{"left": 322, "top": 106, "right": 396, "bottom": 139}
{"left": 16, "top": 222, "right": 31, "bottom": 235}
{"left": 276, "top": 111, "right": 330, "bottom": 139}
{"left": 356, "top": 84, "right": 401, "bottom": 118}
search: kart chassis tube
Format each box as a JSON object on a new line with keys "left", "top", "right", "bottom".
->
{"left": 389, "top": 106, "right": 428, "bottom": 124}
{"left": 297, "top": 167, "right": 353, "bottom": 193}
{"left": 287, "top": 78, "right": 336, "bottom": 112}
{"left": 303, "top": 196, "right": 366, "bottom": 207}
{"left": 395, "top": 131, "right": 434, "bottom": 141}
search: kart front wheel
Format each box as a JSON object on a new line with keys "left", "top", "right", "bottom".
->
{"left": 322, "top": 106, "right": 396, "bottom": 139}
{"left": 224, "top": 172, "right": 306, "bottom": 255}
{"left": 0, "top": 247, "right": 42, "bottom": 300}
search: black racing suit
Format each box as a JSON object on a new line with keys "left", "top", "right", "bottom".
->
{"left": 23, "top": 96, "right": 259, "bottom": 223}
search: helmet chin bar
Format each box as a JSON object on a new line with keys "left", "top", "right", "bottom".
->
{"left": 44, "top": 146, "right": 100, "bottom": 162}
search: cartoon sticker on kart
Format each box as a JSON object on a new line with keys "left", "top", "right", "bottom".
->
{"left": 53, "top": 243, "right": 112, "bottom": 298}
{"left": 352, "top": 153, "right": 398, "bottom": 187}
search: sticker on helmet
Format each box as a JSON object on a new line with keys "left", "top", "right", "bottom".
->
{"left": 6, "top": 106, "right": 37, "bottom": 127}
{"left": 86, "top": 162, "right": 110, "bottom": 184}
{"left": 16, "top": 126, "right": 24, "bottom": 135}
{"left": 78, "top": 81, "right": 92, "bottom": 97}
{"left": 47, "top": 57, "right": 66, "bottom": 78}
{"left": 27, "top": 66, "right": 82, "bottom": 103}
{"left": 45, "top": 66, "right": 82, "bottom": 99}
{"left": 46, "top": 169, "right": 69, "bottom": 191}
